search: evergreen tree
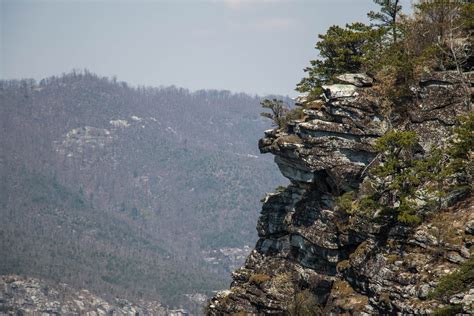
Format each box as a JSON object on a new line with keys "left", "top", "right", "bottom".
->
{"left": 296, "top": 23, "right": 383, "bottom": 98}
{"left": 368, "top": 0, "right": 402, "bottom": 43}
{"left": 260, "top": 99, "right": 288, "bottom": 128}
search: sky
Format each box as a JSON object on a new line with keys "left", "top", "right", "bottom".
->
{"left": 1, "top": 0, "right": 413, "bottom": 96}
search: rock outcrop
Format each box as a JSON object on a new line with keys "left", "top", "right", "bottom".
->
{"left": 207, "top": 71, "right": 473, "bottom": 315}
{"left": 0, "top": 275, "right": 168, "bottom": 315}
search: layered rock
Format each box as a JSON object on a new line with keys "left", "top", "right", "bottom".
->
{"left": 0, "top": 275, "right": 168, "bottom": 315}
{"left": 207, "top": 72, "right": 473, "bottom": 315}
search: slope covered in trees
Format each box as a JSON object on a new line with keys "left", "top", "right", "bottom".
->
{"left": 0, "top": 71, "right": 287, "bottom": 310}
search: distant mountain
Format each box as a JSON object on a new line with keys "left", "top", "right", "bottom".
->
{"left": 0, "top": 71, "right": 287, "bottom": 310}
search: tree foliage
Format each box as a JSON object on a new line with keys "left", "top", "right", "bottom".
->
{"left": 371, "top": 131, "right": 427, "bottom": 224}
{"left": 429, "top": 258, "right": 474, "bottom": 302}
{"left": 337, "top": 114, "right": 474, "bottom": 225}
{"left": 336, "top": 131, "right": 429, "bottom": 224}
{"left": 446, "top": 113, "right": 474, "bottom": 188}
{"left": 260, "top": 98, "right": 304, "bottom": 130}
{"left": 260, "top": 99, "right": 288, "bottom": 128}
{"left": 296, "top": 0, "right": 472, "bottom": 104}
{"left": 289, "top": 289, "right": 322, "bottom": 316}
{"left": 368, "top": 0, "right": 402, "bottom": 43}
{"left": 296, "top": 23, "right": 384, "bottom": 95}
{"left": 411, "top": 0, "right": 473, "bottom": 73}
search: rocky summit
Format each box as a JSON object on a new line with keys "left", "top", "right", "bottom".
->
{"left": 207, "top": 71, "right": 473, "bottom": 315}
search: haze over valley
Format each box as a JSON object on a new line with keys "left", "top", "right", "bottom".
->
{"left": 0, "top": 71, "right": 287, "bottom": 311}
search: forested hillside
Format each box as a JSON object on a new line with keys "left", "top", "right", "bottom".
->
{"left": 0, "top": 71, "right": 287, "bottom": 309}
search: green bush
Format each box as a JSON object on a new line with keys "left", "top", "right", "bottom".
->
{"left": 371, "top": 131, "right": 425, "bottom": 224}
{"left": 337, "top": 130, "right": 452, "bottom": 225}
{"left": 335, "top": 191, "right": 355, "bottom": 214}
{"left": 260, "top": 99, "right": 288, "bottom": 128}
{"left": 446, "top": 113, "right": 474, "bottom": 188}
{"left": 429, "top": 258, "right": 474, "bottom": 301}
{"left": 432, "top": 304, "right": 463, "bottom": 316}
{"left": 288, "top": 289, "right": 322, "bottom": 316}
{"left": 260, "top": 99, "right": 305, "bottom": 130}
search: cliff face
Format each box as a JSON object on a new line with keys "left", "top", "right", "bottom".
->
{"left": 207, "top": 72, "right": 473, "bottom": 315}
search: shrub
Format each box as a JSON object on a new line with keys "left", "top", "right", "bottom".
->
{"left": 248, "top": 273, "right": 271, "bottom": 285}
{"left": 368, "top": 130, "right": 454, "bottom": 224}
{"left": 339, "top": 115, "right": 473, "bottom": 226}
{"left": 260, "top": 99, "right": 288, "bottom": 128}
{"left": 260, "top": 99, "right": 305, "bottom": 130}
{"left": 371, "top": 131, "right": 425, "bottom": 224}
{"left": 337, "top": 130, "right": 452, "bottom": 225}
{"left": 446, "top": 113, "right": 474, "bottom": 188}
{"left": 413, "top": 0, "right": 472, "bottom": 72}
{"left": 336, "top": 260, "right": 351, "bottom": 272}
{"left": 335, "top": 191, "right": 355, "bottom": 214}
{"left": 288, "top": 289, "right": 322, "bottom": 316}
{"left": 429, "top": 258, "right": 474, "bottom": 302}
{"left": 432, "top": 304, "right": 463, "bottom": 316}
{"left": 284, "top": 107, "right": 305, "bottom": 124}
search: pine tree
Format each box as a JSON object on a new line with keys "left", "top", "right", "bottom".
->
{"left": 260, "top": 99, "right": 288, "bottom": 128}
{"left": 368, "top": 0, "right": 402, "bottom": 43}
{"left": 296, "top": 23, "right": 383, "bottom": 97}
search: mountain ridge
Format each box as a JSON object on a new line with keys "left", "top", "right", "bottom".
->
{"left": 0, "top": 71, "right": 288, "bottom": 311}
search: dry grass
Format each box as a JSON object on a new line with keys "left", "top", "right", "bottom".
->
{"left": 248, "top": 273, "right": 271, "bottom": 285}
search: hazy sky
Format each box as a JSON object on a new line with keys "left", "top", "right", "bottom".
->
{"left": 1, "top": 0, "right": 413, "bottom": 96}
